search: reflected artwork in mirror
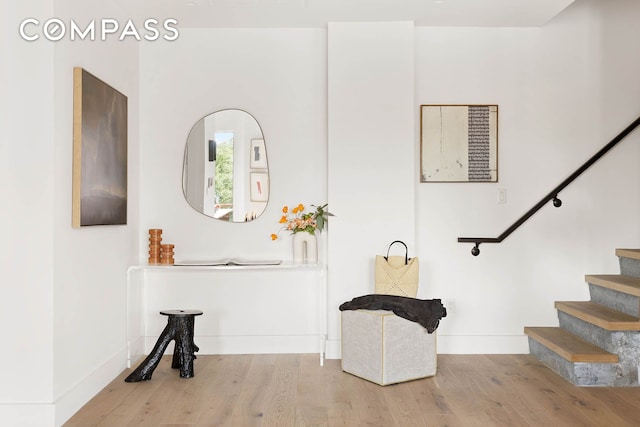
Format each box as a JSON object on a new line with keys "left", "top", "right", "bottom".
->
{"left": 182, "top": 109, "right": 269, "bottom": 222}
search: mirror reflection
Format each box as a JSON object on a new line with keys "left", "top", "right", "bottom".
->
{"left": 182, "top": 109, "right": 269, "bottom": 222}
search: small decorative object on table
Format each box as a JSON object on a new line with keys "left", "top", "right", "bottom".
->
{"left": 271, "top": 203, "right": 333, "bottom": 264}
{"left": 160, "top": 244, "right": 175, "bottom": 265}
{"left": 148, "top": 229, "right": 162, "bottom": 264}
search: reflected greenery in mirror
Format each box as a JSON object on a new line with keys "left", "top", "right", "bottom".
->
{"left": 182, "top": 109, "right": 269, "bottom": 222}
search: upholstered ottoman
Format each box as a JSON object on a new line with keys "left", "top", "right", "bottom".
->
{"left": 341, "top": 309, "right": 437, "bottom": 385}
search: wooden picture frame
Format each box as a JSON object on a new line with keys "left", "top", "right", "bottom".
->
{"left": 420, "top": 104, "right": 498, "bottom": 182}
{"left": 250, "top": 138, "right": 267, "bottom": 169}
{"left": 72, "top": 67, "right": 128, "bottom": 227}
{"left": 250, "top": 172, "right": 269, "bottom": 202}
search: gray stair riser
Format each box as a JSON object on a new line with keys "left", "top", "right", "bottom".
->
{"left": 528, "top": 338, "right": 618, "bottom": 386}
{"left": 588, "top": 283, "right": 640, "bottom": 317}
{"left": 620, "top": 256, "right": 640, "bottom": 279}
{"left": 527, "top": 250, "right": 640, "bottom": 387}
{"left": 557, "top": 312, "right": 640, "bottom": 386}
{"left": 557, "top": 311, "right": 606, "bottom": 348}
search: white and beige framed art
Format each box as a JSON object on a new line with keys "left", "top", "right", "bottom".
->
{"left": 250, "top": 138, "right": 267, "bottom": 169}
{"left": 420, "top": 105, "right": 498, "bottom": 183}
{"left": 250, "top": 172, "right": 269, "bottom": 202}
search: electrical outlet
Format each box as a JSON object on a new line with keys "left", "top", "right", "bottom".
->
{"left": 498, "top": 188, "right": 507, "bottom": 204}
{"left": 443, "top": 298, "right": 455, "bottom": 313}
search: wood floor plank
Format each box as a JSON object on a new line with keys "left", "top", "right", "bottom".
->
{"left": 295, "top": 351, "right": 328, "bottom": 426}
{"left": 381, "top": 381, "right": 430, "bottom": 427}
{"left": 193, "top": 354, "right": 253, "bottom": 426}
{"left": 438, "top": 355, "right": 534, "bottom": 426}
{"left": 261, "top": 356, "right": 299, "bottom": 426}
{"left": 407, "top": 366, "right": 465, "bottom": 426}
{"left": 152, "top": 355, "right": 220, "bottom": 426}
{"left": 322, "top": 359, "right": 362, "bottom": 426}
{"left": 64, "top": 354, "right": 640, "bottom": 427}
{"left": 499, "top": 354, "right": 620, "bottom": 427}
{"left": 124, "top": 362, "right": 191, "bottom": 427}
{"left": 351, "top": 375, "right": 396, "bottom": 426}
{"left": 227, "top": 354, "right": 276, "bottom": 426}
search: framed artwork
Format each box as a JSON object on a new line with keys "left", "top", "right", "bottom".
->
{"left": 420, "top": 104, "right": 498, "bottom": 182}
{"left": 250, "top": 172, "right": 269, "bottom": 202}
{"left": 250, "top": 138, "right": 267, "bottom": 169}
{"left": 72, "top": 67, "right": 128, "bottom": 227}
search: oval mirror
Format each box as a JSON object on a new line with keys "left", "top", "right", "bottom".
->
{"left": 182, "top": 109, "right": 269, "bottom": 222}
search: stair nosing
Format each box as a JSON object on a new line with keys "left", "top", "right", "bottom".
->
{"left": 524, "top": 326, "right": 618, "bottom": 364}
{"left": 585, "top": 274, "right": 640, "bottom": 298}
{"left": 616, "top": 248, "right": 640, "bottom": 261}
{"left": 555, "top": 300, "right": 640, "bottom": 331}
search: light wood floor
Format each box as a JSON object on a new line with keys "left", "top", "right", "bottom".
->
{"left": 65, "top": 354, "right": 640, "bottom": 427}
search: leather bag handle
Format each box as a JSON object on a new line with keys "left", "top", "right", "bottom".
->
{"left": 385, "top": 240, "right": 409, "bottom": 265}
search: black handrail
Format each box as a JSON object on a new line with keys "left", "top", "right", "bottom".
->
{"left": 459, "top": 115, "right": 640, "bottom": 256}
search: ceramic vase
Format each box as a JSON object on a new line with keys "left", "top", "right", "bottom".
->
{"left": 293, "top": 232, "right": 318, "bottom": 264}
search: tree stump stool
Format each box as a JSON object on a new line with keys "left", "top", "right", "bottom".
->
{"left": 125, "top": 310, "right": 203, "bottom": 382}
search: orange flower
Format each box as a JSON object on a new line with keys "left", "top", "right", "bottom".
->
{"left": 273, "top": 202, "right": 332, "bottom": 242}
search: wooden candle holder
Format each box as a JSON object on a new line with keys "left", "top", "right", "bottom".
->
{"left": 160, "top": 244, "right": 175, "bottom": 265}
{"left": 148, "top": 229, "right": 163, "bottom": 264}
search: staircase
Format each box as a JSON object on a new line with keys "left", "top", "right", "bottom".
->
{"left": 525, "top": 249, "right": 640, "bottom": 386}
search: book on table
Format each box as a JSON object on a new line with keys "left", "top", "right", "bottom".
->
{"left": 173, "top": 258, "right": 282, "bottom": 266}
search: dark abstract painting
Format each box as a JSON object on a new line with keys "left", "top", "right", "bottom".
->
{"left": 72, "top": 67, "right": 127, "bottom": 227}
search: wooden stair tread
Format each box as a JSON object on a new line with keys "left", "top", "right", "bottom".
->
{"left": 555, "top": 301, "right": 640, "bottom": 331}
{"left": 616, "top": 248, "right": 640, "bottom": 261}
{"left": 585, "top": 274, "right": 640, "bottom": 297}
{"left": 524, "top": 327, "right": 618, "bottom": 363}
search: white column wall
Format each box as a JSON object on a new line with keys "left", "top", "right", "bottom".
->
{"left": 327, "top": 22, "right": 416, "bottom": 357}
{"left": 1, "top": 1, "right": 141, "bottom": 425}
{"left": 51, "top": 28, "right": 140, "bottom": 427}
{"left": 0, "top": 3, "right": 55, "bottom": 424}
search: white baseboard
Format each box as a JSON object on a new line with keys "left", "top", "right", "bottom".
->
{"left": 54, "top": 348, "right": 127, "bottom": 427}
{"left": 127, "top": 336, "right": 144, "bottom": 368}
{"left": 144, "top": 335, "right": 326, "bottom": 357}
{"left": 436, "top": 334, "right": 530, "bottom": 354}
{"left": 324, "top": 335, "right": 530, "bottom": 359}
{"left": 133, "top": 334, "right": 528, "bottom": 362}
{"left": 325, "top": 339, "right": 342, "bottom": 359}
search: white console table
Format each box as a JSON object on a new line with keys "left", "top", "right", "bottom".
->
{"left": 126, "top": 263, "right": 327, "bottom": 367}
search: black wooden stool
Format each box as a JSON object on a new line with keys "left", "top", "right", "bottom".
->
{"left": 125, "top": 310, "right": 203, "bottom": 382}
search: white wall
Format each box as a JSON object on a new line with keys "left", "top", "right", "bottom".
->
{"left": 137, "top": 0, "right": 640, "bottom": 358}
{"left": 2, "top": 0, "right": 640, "bottom": 424}
{"left": 327, "top": 22, "right": 416, "bottom": 356}
{"left": 1, "top": 0, "right": 140, "bottom": 425}
{"left": 0, "top": 1, "right": 56, "bottom": 424}
{"left": 138, "top": 28, "right": 327, "bottom": 262}
{"left": 51, "top": 1, "right": 141, "bottom": 422}
{"left": 415, "top": 0, "right": 640, "bottom": 353}
{"left": 599, "top": 0, "right": 640, "bottom": 246}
